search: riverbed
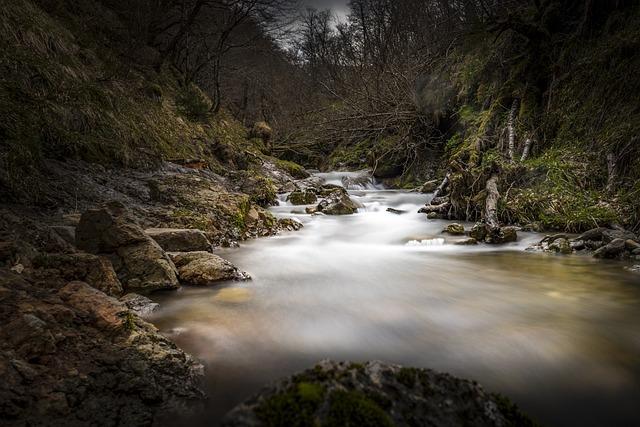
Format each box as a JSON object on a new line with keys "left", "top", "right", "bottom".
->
{"left": 151, "top": 172, "right": 640, "bottom": 426}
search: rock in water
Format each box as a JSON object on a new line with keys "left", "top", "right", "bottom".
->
{"left": 145, "top": 228, "right": 212, "bottom": 252}
{"left": 443, "top": 223, "right": 465, "bottom": 235}
{"left": 222, "top": 360, "right": 534, "bottom": 427}
{"left": 169, "top": 251, "right": 250, "bottom": 285}
{"left": 593, "top": 238, "right": 627, "bottom": 259}
{"left": 76, "top": 201, "right": 179, "bottom": 292}
{"left": 317, "top": 189, "right": 360, "bottom": 215}
{"left": 287, "top": 190, "right": 317, "bottom": 205}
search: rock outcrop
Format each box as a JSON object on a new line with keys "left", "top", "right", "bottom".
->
{"left": 222, "top": 360, "right": 534, "bottom": 427}
{"left": 76, "top": 201, "right": 179, "bottom": 292}
{"left": 287, "top": 190, "right": 318, "bottom": 205}
{"left": 0, "top": 272, "right": 203, "bottom": 426}
{"left": 145, "top": 228, "right": 212, "bottom": 253}
{"left": 169, "top": 251, "right": 250, "bottom": 285}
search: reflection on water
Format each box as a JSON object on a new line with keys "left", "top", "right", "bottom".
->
{"left": 151, "top": 177, "right": 640, "bottom": 427}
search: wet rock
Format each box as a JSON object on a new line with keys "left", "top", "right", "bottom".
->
{"left": 386, "top": 208, "right": 407, "bottom": 215}
{"left": 593, "top": 238, "right": 626, "bottom": 259}
{"left": 76, "top": 202, "right": 179, "bottom": 292}
{"left": 0, "top": 272, "right": 203, "bottom": 426}
{"left": 277, "top": 218, "right": 303, "bottom": 231}
{"left": 32, "top": 253, "right": 123, "bottom": 296}
{"left": 169, "top": 251, "right": 250, "bottom": 285}
{"left": 419, "top": 180, "right": 439, "bottom": 193}
{"left": 469, "top": 223, "right": 488, "bottom": 241}
{"left": 426, "top": 212, "right": 438, "bottom": 219}
{"left": 578, "top": 227, "right": 638, "bottom": 244}
{"left": 317, "top": 189, "right": 360, "bottom": 215}
{"left": 120, "top": 293, "right": 159, "bottom": 317}
{"left": 549, "top": 238, "right": 572, "bottom": 254}
{"left": 145, "top": 228, "right": 212, "bottom": 252}
{"left": 287, "top": 190, "right": 317, "bottom": 205}
{"left": 443, "top": 223, "right": 465, "bottom": 235}
{"left": 625, "top": 239, "right": 640, "bottom": 252}
{"left": 222, "top": 360, "right": 534, "bottom": 427}
{"left": 454, "top": 237, "right": 477, "bottom": 245}
{"left": 485, "top": 226, "right": 518, "bottom": 244}
{"left": 116, "top": 240, "right": 179, "bottom": 292}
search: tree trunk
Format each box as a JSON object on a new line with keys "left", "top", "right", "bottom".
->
{"left": 484, "top": 174, "right": 500, "bottom": 229}
{"left": 430, "top": 173, "right": 450, "bottom": 202}
{"left": 507, "top": 98, "right": 519, "bottom": 162}
{"left": 520, "top": 138, "right": 533, "bottom": 161}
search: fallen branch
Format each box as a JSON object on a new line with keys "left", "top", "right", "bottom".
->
{"left": 520, "top": 138, "right": 533, "bottom": 161}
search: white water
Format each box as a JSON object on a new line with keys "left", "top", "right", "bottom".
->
{"left": 152, "top": 172, "right": 640, "bottom": 427}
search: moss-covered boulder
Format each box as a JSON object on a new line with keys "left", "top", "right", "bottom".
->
{"left": 222, "top": 360, "right": 535, "bottom": 427}
{"left": 287, "top": 191, "right": 317, "bottom": 205}
{"left": 317, "top": 189, "right": 360, "bottom": 215}
{"left": 443, "top": 223, "right": 465, "bottom": 235}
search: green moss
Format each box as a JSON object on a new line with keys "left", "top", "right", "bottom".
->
{"left": 324, "top": 390, "right": 393, "bottom": 427}
{"left": 122, "top": 312, "right": 136, "bottom": 332}
{"left": 255, "top": 382, "right": 325, "bottom": 427}
{"left": 275, "top": 159, "right": 310, "bottom": 179}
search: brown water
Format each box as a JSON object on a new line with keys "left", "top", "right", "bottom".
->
{"left": 151, "top": 173, "right": 640, "bottom": 426}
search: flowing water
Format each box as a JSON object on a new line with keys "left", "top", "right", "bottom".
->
{"left": 152, "top": 172, "right": 640, "bottom": 426}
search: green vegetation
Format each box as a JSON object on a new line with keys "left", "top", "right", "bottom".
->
{"left": 324, "top": 390, "right": 393, "bottom": 427}
{"left": 256, "top": 382, "right": 325, "bottom": 427}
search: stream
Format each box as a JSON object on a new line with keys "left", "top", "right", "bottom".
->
{"left": 151, "top": 171, "right": 640, "bottom": 427}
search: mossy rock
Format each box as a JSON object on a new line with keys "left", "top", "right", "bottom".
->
{"left": 287, "top": 191, "right": 317, "bottom": 205}
{"left": 222, "top": 360, "right": 536, "bottom": 427}
{"left": 276, "top": 159, "right": 310, "bottom": 179}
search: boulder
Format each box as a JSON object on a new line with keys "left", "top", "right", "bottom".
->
{"left": 577, "top": 227, "right": 638, "bottom": 244}
{"left": 317, "top": 189, "right": 360, "bottom": 215}
{"left": 469, "top": 223, "right": 488, "bottom": 241}
{"left": 593, "top": 238, "right": 627, "bottom": 259}
{"left": 443, "top": 223, "right": 465, "bottom": 235}
{"left": 625, "top": 239, "right": 640, "bottom": 251}
{"left": 485, "top": 226, "right": 518, "bottom": 244}
{"left": 76, "top": 201, "right": 147, "bottom": 253}
{"left": 116, "top": 240, "right": 179, "bottom": 292}
{"left": 145, "top": 228, "right": 212, "bottom": 252}
{"left": 32, "top": 253, "right": 123, "bottom": 296}
{"left": 426, "top": 212, "right": 438, "bottom": 219}
{"left": 76, "top": 202, "right": 179, "bottom": 292}
{"left": 169, "top": 251, "right": 250, "bottom": 285}
{"left": 549, "top": 238, "right": 572, "bottom": 254}
{"left": 287, "top": 190, "right": 317, "bottom": 205}
{"left": 419, "top": 180, "right": 439, "bottom": 193}
{"left": 222, "top": 360, "right": 534, "bottom": 427}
